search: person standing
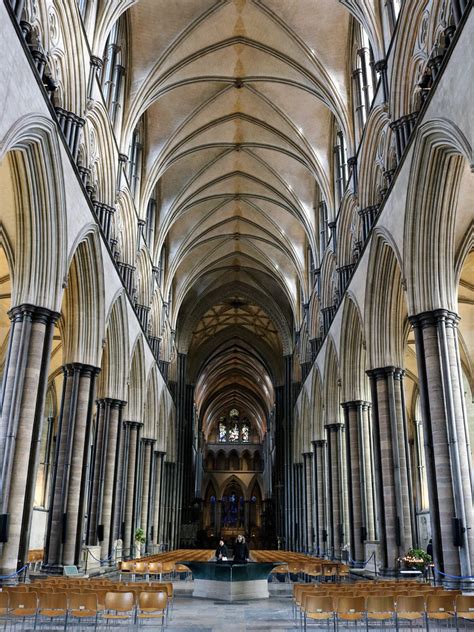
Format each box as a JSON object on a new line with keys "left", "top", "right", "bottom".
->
{"left": 215, "top": 539, "right": 228, "bottom": 561}
{"left": 233, "top": 534, "right": 249, "bottom": 563}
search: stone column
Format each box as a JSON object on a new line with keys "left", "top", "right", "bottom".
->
{"left": 45, "top": 363, "right": 99, "bottom": 567}
{"left": 325, "top": 424, "right": 345, "bottom": 559}
{"left": 342, "top": 401, "right": 374, "bottom": 563}
{"left": 99, "top": 399, "right": 125, "bottom": 559}
{"left": 0, "top": 304, "right": 59, "bottom": 575}
{"left": 152, "top": 451, "right": 165, "bottom": 546}
{"left": 111, "top": 412, "right": 127, "bottom": 550}
{"left": 367, "top": 367, "right": 413, "bottom": 574}
{"left": 123, "top": 421, "right": 142, "bottom": 555}
{"left": 410, "top": 310, "right": 474, "bottom": 578}
{"left": 313, "top": 439, "right": 328, "bottom": 557}
{"left": 140, "top": 438, "right": 155, "bottom": 549}
{"left": 303, "top": 452, "right": 314, "bottom": 553}
{"left": 87, "top": 399, "right": 109, "bottom": 545}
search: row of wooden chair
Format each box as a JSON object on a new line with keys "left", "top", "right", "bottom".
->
{"left": 294, "top": 587, "right": 474, "bottom": 631}
{"left": 0, "top": 589, "right": 168, "bottom": 629}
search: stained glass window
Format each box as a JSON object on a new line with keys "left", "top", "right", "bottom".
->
{"left": 230, "top": 408, "right": 239, "bottom": 418}
{"left": 219, "top": 422, "right": 227, "bottom": 442}
{"left": 229, "top": 423, "right": 239, "bottom": 442}
{"left": 241, "top": 423, "right": 249, "bottom": 442}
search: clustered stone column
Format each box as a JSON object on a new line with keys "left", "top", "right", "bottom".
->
{"left": 100, "top": 400, "right": 126, "bottom": 559}
{"left": 140, "top": 438, "right": 156, "bottom": 553}
{"left": 366, "top": 367, "right": 413, "bottom": 574}
{"left": 325, "top": 423, "right": 345, "bottom": 559}
{"left": 45, "top": 363, "right": 100, "bottom": 568}
{"left": 151, "top": 451, "right": 165, "bottom": 546}
{"left": 303, "top": 452, "right": 314, "bottom": 553}
{"left": 313, "top": 439, "right": 328, "bottom": 557}
{"left": 342, "top": 400, "right": 376, "bottom": 562}
{"left": 410, "top": 310, "right": 474, "bottom": 578}
{"left": 0, "top": 304, "right": 59, "bottom": 575}
{"left": 123, "top": 421, "right": 142, "bottom": 555}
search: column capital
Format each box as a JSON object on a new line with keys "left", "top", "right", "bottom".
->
{"left": 90, "top": 55, "right": 103, "bottom": 70}
{"left": 366, "top": 366, "right": 403, "bottom": 380}
{"left": 8, "top": 303, "right": 60, "bottom": 325}
{"left": 154, "top": 450, "right": 166, "bottom": 457}
{"left": 409, "top": 308, "right": 459, "bottom": 329}
{"left": 124, "top": 420, "right": 143, "bottom": 429}
{"left": 302, "top": 451, "right": 313, "bottom": 459}
{"left": 325, "top": 422, "right": 344, "bottom": 432}
{"left": 312, "top": 439, "right": 327, "bottom": 448}
{"left": 142, "top": 437, "right": 156, "bottom": 446}
{"left": 374, "top": 59, "right": 387, "bottom": 73}
{"left": 341, "top": 400, "right": 370, "bottom": 411}
{"left": 63, "top": 362, "right": 101, "bottom": 377}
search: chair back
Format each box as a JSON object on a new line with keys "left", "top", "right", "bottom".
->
{"left": 367, "top": 595, "right": 395, "bottom": 613}
{"left": 38, "top": 591, "right": 68, "bottom": 611}
{"left": 426, "top": 594, "right": 455, "bottom": 614}
{"left": 69, "top": 592, "right": 98, "bottom": 612}
{"left": 9, "top": 591, "right": 38, "bottom": 610}
{"left": 336, "top": 596, "right": 366, "bottom": 614}
{"left": 139, "top": 591, "right": 167, "bottom": 611}
{"left": 104, "top": 591, "right": 134, "bottom": 612}
{"left": 148, "top": 562, "right": 162, "bottom": 573}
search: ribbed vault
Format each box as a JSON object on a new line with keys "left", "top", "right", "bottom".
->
{"left": 122, "top": 0, "right": 382, "bottom": 440}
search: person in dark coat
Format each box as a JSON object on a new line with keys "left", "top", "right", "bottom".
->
{"left": 215, "top": 539, "right": 229, "bottom": 560}
{"left": 233, "top": 534, "right": 249, "bottom": 563}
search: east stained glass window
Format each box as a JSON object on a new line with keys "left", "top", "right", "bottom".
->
{"left": 219, "top": 422, "right": 227, "bottom": 442}
{"left": 229, "top": 423, "right": 239, "bottom": 442}
{"left": 241, "top": 423, "right": 249, "bottom": 442}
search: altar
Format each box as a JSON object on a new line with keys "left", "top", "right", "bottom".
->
{"left": 179, "top": 561, "right": 283, "bottom": 601}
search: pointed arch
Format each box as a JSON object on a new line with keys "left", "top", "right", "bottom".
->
{"left": 98, "top": 291, "right": 129, "bottom": 399}
{"left": 323, "top": 336, "right": 341, "bottom": 424}
{"left": 365, "top": 230, "right": 407, "bottom": 368}
{"left": 0, "top": 114, "right": 67, "bottom": 312}
{"left": 62, "top": 226, "right": 105, "bottom": 366}
{"left": 340, "top": 294, "right": 368, "bottom": 402}
{"left": 126, "top": 335, "right": 146, "bottom": 422}
{"left": 404, "top": 118, "right": 472, "bottom": 315}
{"left": 310, "top": 365, "right": 324, "bottom": 440}
{"left": 144, "top": 364, "right": 159, "bottom": 437}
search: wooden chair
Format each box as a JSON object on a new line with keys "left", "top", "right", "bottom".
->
{"left": 36, "top": 591, "right": 68, "bottom": 628}
{"left": 120, "top": 560, "right": 135, "bottom": 581}
{"left": 137, "top": 591, "right": 168, "bottom": 627}
{"left": 148, "top": 561, "right": 163, "bottom": 581}
{"left": 135, "top": 561, "right": 149, "bottom": 581}
{"left": 302, "top": 594, "right": 334, "bottom": 631}
{"left": 335, "top": 595, "right": 366, "bottom": 628}
{"left": 8, "top": 590, "right": 38, "bottom": 628}
{"left": 366, "top": 595, "right": 396, "bottom": 629}
{"left": 396, "top": 595, "right": 426, "bottom": 629}
{"left": 456, "top": 595, "right": 474, "bottom": 630}
{"left": 0, "top": 592, "right": 9, "bottom": 631}
{"left": 426, "top": 594, "right": 456, "bottom": 628}
{"left": 103, "top": 591, "right": 135, "bottom": 625}
{"left": 67, "top": 592, "right": 98, "bottom": 629}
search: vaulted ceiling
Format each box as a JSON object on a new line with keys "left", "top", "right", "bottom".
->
{"left": 123, "top": 0, "right": 368, "bottom": 433}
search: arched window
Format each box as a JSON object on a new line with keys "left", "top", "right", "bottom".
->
{"left": 100, "top": 15, "right": 127, "bottom": 127}
{"left": 128, "top": 116, "right": 144, "bottom": 200}
{"left": 145, "top": 196, "right": 156, "bottom": 250}
{"left": 333, "top": 120, "right": 348, "bottom": 208}
{"left": 352, "top": 23, "right": 376, "bottom": 142}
